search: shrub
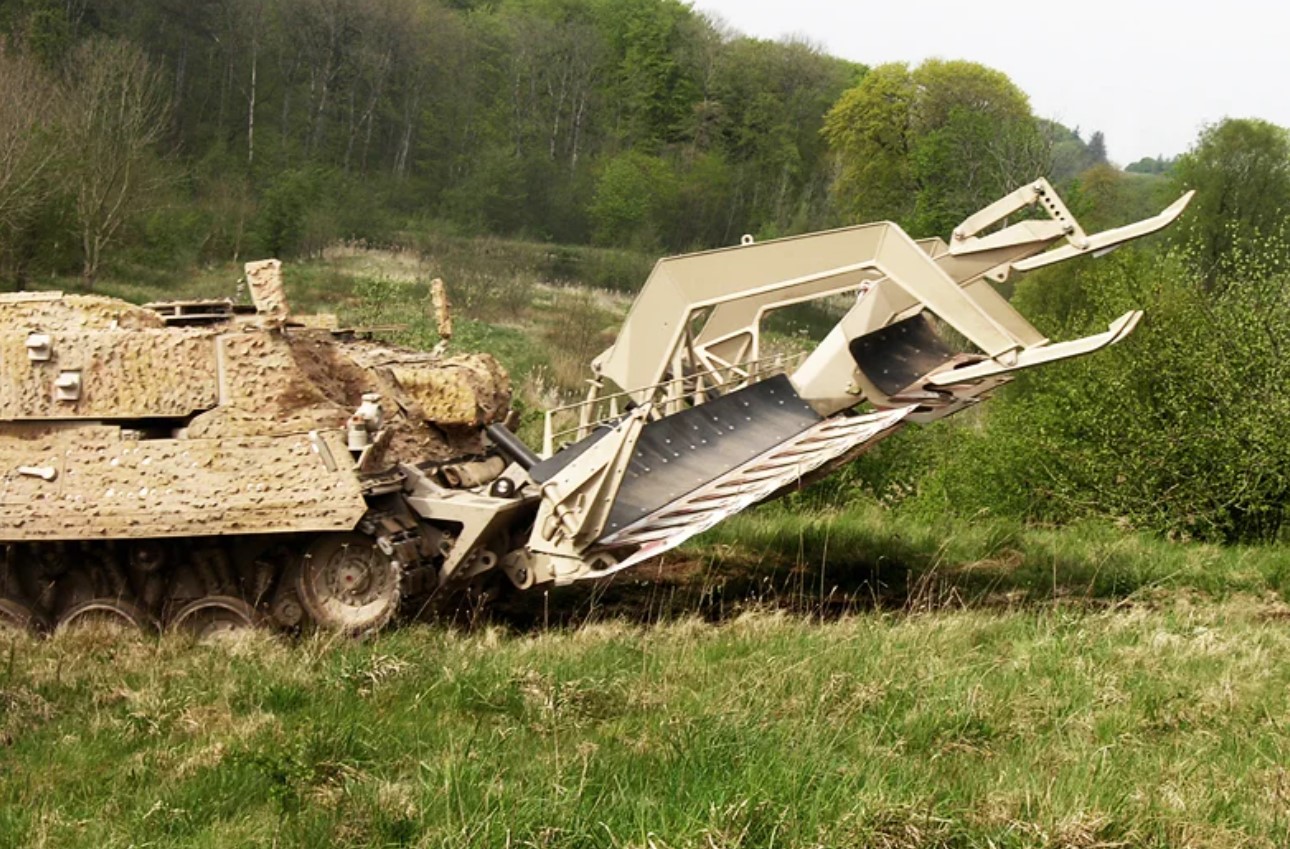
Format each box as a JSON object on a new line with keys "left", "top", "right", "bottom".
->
{"left": 896, "top": 243, "right": 1290, "bottom": 543}
{"left": 589, "top": 150, "right": 678, "bottom": 250}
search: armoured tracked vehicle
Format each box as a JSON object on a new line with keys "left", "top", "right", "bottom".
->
{"left": 0, "top": 180, "right": 1191, "bottom": 637}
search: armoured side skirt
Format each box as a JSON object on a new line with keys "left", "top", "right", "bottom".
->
{"left": 0, "top": 428, "right": 366, "bottom": 541}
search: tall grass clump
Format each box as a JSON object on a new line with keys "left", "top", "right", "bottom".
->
{"left": 691, "top": 499, "right": 1290, "bottom": 609}
{"left": 6, "top": 600, "right": 1290, "bottom": 847}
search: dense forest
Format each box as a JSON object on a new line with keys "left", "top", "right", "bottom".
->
{"left": 3, "top": 0, "right": 1290, "bottom": 545}
{"left": 0, "top": 0, "right": 848, "bottom": 277}
{"left": 0, "top": 0, "right": 1126, "bottom": 282}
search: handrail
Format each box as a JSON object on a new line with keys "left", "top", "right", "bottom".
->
{"left": 541, "top": 350, "right": 806, "bottom": 457}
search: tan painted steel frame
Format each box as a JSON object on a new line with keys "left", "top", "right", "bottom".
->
{"left": 591, "top": 180, "right": 1192, "bottom": 417}
{"left": 401, "top": 463, "right": 537, "bottom": 584}
{"left": 514, "top": 180, "right": 1193, "bottom": 587}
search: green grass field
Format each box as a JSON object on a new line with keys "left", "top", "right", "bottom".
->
{"left": 11, "top": 244, "right": 1290, "bottom": 848}
{"left": 4, "top": 596, "right": 1290, "bottom": 848}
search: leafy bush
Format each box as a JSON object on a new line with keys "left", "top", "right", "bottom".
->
{"left": 252, "top": 169, "right": 327, "bottom": 258}
{"left": 891, "top": 243, "right": 1290, "bottom": 543}
{"left": 538, "top": 243, "right": 653, "bottom": 292}
{"left": 589, "top": 150, "right": 679, "bottom": 250}
{"left": 252, "top": 168, "right": 392, "bottom": 259}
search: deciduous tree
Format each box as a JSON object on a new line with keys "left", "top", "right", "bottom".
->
{"left": 64, "top": 37, "right": 173, "bottom": 284}
{"left": 1172, "top": 118, "right": 1290, "bottom": 286}
{"left": 824, "top": 59, "right": 1047, "bottom": 236}
{"left": 0, "top": 48, "right": 59, "bottom": 224}
{"left": 0, "top": 48, "right": 64, "bottom": 285}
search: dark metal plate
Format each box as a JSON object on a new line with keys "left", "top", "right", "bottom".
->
{"left": 530, "top": 424, "right": 612, "bottom": 484}
{"left": 600, "top": 375, "right": 821, "bottom": 539}
{"left": 849, "top": 313, "right": 957, "bottom": 396}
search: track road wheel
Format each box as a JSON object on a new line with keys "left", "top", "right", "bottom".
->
{"left": 56, "top": 598, "right": 155, "bottom": 636}
{"left": 169, "top": 596, "right": 261, "bottom": 642}
{"left": 0, "top": 598, "right": 48, "bottom": 636}
{"left": 297, "top": 534, "right": 400, "bottom": 634}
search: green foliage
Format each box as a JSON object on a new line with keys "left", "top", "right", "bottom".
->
{"left": 63, "top": 37, "right": 175, "bottom": 284}
{"left": 699, "top": 498, "right": 1290, "bottom": 601}
{"left": 7, "top": 596, "right": 1290, "bottom": 846}
{"left": 0, "top": 0, "right": 876, "bottom": 281}
{"left": 822, "top": 63, "right": 916, "bottom": 226}
{"left": 703, "top": 36, "right": 861, "bottom": 240}
{"left": 1045, "top": 123, "right": 1118, "bottom": 185}
{"left": 819, "top": 113, "right": 1290, "bottom": 547}
{"left": 251, "top": 169, "right": 392, "bottom": 260}
{"left": 896, "top": 245, "right": 1290, "bottom": 543}
{"left": 0, "top": 44, "right": 66, "bottom": 282}
{"left": 1085, "top": 130, "right": 1108, "bottom": 165}
{"left": 0, "top": 191, "right": 77, "bottom": 284}
{"left": 253, "top": 169, "right": 327, "bottom": 258}
{"left": 538, "top": 241, "right": 653, "bottom": 290}
{"left": 438, "top": 149, "right": 537, "bottom": 238}
{"left": 1063, "top": 164, "right": 1172, "bottom": 232}
{"left": 824, "top": 59, "right": 1046, "bottom": 236}
{"left": 604, "top": 0, "right": 699, "bottom": 146}
{"left": 2, "top": 0, "right": 76, "bottom": 66}
{"left": 663, "top": 151, "right": 734, "bottom": 247}
{"left": 404, "top": 228, "right": 652, "bottom": 293}
{"left": 1172, "top": 118, "right": 1290, "bottom": 282}
{"left": 589, "top": 150, "right": 679, "bottom": 249}
{"left": 1126, "top": 155, "right": 1177, "bottom": 175}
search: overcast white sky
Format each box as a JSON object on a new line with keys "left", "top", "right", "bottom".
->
{"left": 689, "top": 0, "right": 1289, "bottom": 165}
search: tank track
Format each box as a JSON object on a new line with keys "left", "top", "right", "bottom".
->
{"left": 0, "top": 531, "right": 406, "bottom": 638}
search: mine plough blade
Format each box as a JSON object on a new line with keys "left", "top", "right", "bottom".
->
{"left": 508, "top": 180, "right": 1193, "bottom": 586}
{"left": 925, "top": 310, "right": 1142, "bottom": 387}
{"left": 590, "top": 404, "right": 912, "bottom": 578}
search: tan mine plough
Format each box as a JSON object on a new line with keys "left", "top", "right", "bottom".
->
{"left": 509, "top": 180, "right": 1193, "bottom": 586}
{"left": 0, "top": 180, "right": 1190, "bottom": 637}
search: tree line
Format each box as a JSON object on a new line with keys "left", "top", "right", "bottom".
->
{"left": 0, "top": 0, "right": 1128, "bottom": 285}
{"left": 1, "top": 0, "right": 862, "bottom": 280}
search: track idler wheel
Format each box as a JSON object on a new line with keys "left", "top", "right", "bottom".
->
{"left": 0, "top": 598, "right": 49, "bottom": 636}
{"left": 169, "top": 596, "right": 261, "bottom": 642}
{"left": 55, "top": 598, "right": 155, "bottom": 635}
{"left": 297, "top": 533, "right": 400, "bottom": 634}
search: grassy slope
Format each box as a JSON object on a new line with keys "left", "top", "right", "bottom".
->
{"left": 14, "top": 241, "right": 1290, "bottom": 847}
{"left": 4, "top": 600, "right": 1290, "bottom": 848}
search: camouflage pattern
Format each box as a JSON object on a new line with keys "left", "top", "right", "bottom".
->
{"left": 0, "top": 289, "right": 511, "bottom": 543}
{"left": 0, "top": 426, "right": 365, "bottom": 539}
